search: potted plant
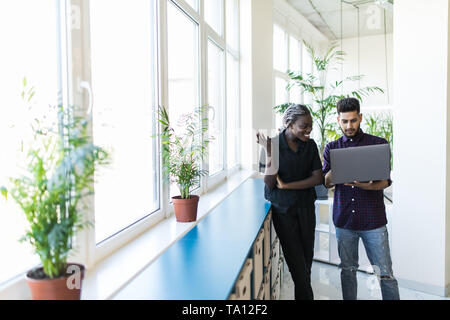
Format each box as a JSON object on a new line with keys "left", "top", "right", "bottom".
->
{"left": 275, "top": 42, "right": 384, "bottom": 199}
{"left": 156, "top": 105, "right": 210, "bottom": 222}
{"left": 1, "top": 83, "right": 109, "bottom": 299}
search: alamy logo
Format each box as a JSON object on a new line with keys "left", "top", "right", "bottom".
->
{"left": 70, "top": 5, "right": 81, "bottom": 30}
{"left": 365, "top": 264, "right": 381, "bottom": 297}
{"left": 66, "top": 265, "right": 82, "bottom": 290}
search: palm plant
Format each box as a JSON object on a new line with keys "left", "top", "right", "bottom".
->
{"left": 363, "top": 112, "right": 393, "bottom": 168}
{"left": 1, "top": 83, "right": 109, "bottom": 279}
{"left": 275, "top": 41, "right": 385, "bottom": 156}
{"left": 156, "top": 105, "right": 210, "bottom": 199}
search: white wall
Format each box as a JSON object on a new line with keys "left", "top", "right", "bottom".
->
{"left": 328, "top": 33, "right": 393, "bottom": 108}
{"left": 393, "top": 0, "right": 450, "bottom": 296}
{"left": 239, "top": 0, "right": 328, "bottom": 171}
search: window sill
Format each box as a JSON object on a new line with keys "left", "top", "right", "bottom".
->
{"left": 85, "top": 169, "right": 257, "bottom": 300}
{"left": 0, "top": 169, "right": 257, "bottom": 300}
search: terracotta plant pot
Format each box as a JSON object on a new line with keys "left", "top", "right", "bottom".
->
{"left": 26, "top": 263, "right": 85, "bottom": 300}
{"left": 172, "top": 195, "right": 200, "bottom": 222}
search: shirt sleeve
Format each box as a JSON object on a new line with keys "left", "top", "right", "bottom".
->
{"left": 322, "top": 142, "right": 331, "bottom": 174}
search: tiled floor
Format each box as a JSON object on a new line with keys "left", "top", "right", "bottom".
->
{"left": 280, "top": 260, "right": 450, "bottom": 300}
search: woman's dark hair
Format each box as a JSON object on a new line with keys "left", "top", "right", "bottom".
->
{"left": 337, "top": 97, "right": 360, "bottom": 114}
{"left": 282, "top": 104, "right": 310, "bottom": 129}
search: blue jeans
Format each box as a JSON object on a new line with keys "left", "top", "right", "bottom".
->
{"left": 335, "top": 226, "right": 400, "bottom": 300}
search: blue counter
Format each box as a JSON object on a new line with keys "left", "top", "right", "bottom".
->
{"left": 113, "top": 178, "right": 271, "bottom": 300}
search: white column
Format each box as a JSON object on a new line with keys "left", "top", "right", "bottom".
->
{"left": 240, "top": 0, "right": 274, "bottom": 171}
{"left": 392, "top": 0, "right": 450, "bottom": 296}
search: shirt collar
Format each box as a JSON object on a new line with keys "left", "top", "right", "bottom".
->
{"left": 342, "top": 128, "right": 364, "bottom": 143}
{"left": 279, "top": 128, "right": 306, "bottom": 152}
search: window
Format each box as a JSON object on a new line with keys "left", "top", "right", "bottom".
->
{"left": 205, "top": 0, "right": 223, "bottom": 36}
{"left": 89, "top": 0, "right": 159, "bottom": 243}
{"left": 167, "top": 0, "right": 200, "bottom": 197}
{"left": 302, "top": 44, "right": 313, "bottom": 106}
{"left": 225, "top": 0, "right": 240, "bottom": 171}
{"left": 289, "top": 35, "right": 301, "bottom": 73}
{"left": 184, "top": 0, "right": 198, "bottom": 11}
{"left": 226, "top": 53, "right": 240, "bottom": 169}
{"left": 275, "top": 77, "right": 289, "bottom": 130}
{"left": 273, "top": 24, "right": 287, "bottom": 73}
{"left": 0, "top": 0, "right": 60, "bottom": 283}
{"left": 226, "top": 0, "right": 239, "bottom": 51}
{"left": 0, "top": 0, "right": 242, "bottom": 288}
{"left": 207, "top": 41, "right": 225, "bottom": 176}
{"left": 289, "top": 36, "right": 302, "bottom": 104}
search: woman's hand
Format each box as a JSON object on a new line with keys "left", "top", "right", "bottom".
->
{"left": 276, "top": 175, "right": 285, "bottom": 189}
{"left": 256, "top": 131, "right": 272, "bottom": 156}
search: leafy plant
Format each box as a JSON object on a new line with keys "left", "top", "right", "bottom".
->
{"left": 363, "top": 112, "right": 393, "bottom": 168}
{"left": 275, "top": 42, "right": 384, "bottom": 156}
{"left": 1, "top": 82, "right": 109, "bottom": 279}
{"left": 156, "top": 106, "right": 211, "bottom": 199}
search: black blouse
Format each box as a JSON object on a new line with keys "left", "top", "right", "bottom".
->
{"left": 264, "top": 129, "right": 322, "bottom": 211}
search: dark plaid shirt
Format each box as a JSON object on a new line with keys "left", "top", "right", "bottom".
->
{"left": 322, "top": 129, "right": 391, "bottom": 230}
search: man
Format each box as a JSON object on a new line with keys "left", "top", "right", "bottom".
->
{"left": 322, "top": 97, "right": 400, "bottom": 300}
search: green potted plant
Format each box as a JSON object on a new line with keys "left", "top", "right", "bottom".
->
{"left": 363, "top": 112, "right": 393, "bottom": 168}
{"left": 275, "top": 41, "right": 384, "bottom": 199}
{"left": 1, "top": 83, "right": 109, "bottom": 299}
{"left": 156, "top": 105, "right": 211, "bottom": 222}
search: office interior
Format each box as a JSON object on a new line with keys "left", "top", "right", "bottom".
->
{"left": 1, "top": 0, "right": 450, "bottom": 300}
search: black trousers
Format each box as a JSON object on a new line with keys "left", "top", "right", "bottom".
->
{"left": 272, "top": 203, "right": 316, "bottom": 300}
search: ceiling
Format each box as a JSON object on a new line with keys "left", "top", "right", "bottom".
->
{"left": 286, "top": 0, "right": 393, "bottom": 40}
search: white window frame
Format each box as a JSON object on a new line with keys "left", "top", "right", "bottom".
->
{"left": 0, "top": 0, "right": 241, "bottom": 288}
{"left": 65, "top": 0, "right": 165, "bottom": 266}
{"left": 272, "top": 9, "right": 313, "bottom": 131}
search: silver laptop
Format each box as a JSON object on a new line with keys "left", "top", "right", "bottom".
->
{"left": 330, "top": 144, "right": 391, "bottom": 185}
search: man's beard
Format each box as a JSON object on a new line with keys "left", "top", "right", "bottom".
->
{"left": 340, "top": 124, "right": 360, "bottom": 138}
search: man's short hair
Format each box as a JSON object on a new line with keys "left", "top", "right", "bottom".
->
{"left": 337, "top": 97, "right": 360, "bottom": 114}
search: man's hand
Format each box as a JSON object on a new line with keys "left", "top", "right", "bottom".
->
{"left": 345, "top": 180, "right": 389, "bottom": 191}
{"left": 345, "top": 180, "right": 374, "bottom": 190}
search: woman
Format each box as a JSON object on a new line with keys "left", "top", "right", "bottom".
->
{"left": 256, "top": 104, "right": 323, "bottom": 300}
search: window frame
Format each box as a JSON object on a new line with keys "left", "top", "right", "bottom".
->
{"left": 0, "top": 0, "right": 241, "bottom": 287}
{"left": 64, "top": 0, "right": 164, "bottom": 266}
{"left": 272, "top": 11, "right": 310, "bottom": 131}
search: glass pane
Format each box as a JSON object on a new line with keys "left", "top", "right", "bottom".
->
{"left": 167, "top": 1, "right": 200, "bottom": 198}
{"left": 226, "top": 0, "right": 239, "bottom": 50}
{"left": 90, "top": 0, "right": 159, "bottom": 243}
{"left": 275, "top": 78, "right": 288, "bottom": 131}
{"left": 289, "top": 36, "right": 300, "bottom": 73}
{"left": 273, "top": 24, "right": 287, "bottom": 72}
{"left": 205, "top": 0, "right": 223, "bottom": 36}
{"left": 226, "top": 53, "right": 239, "bottom": 169}
{"left": 184, "top": 0, "right": 198, "bottom": 11}
{"left": 302, "top": 44, "right": 313, "bottom": 105}
{"left": 302, "top": 43, "right": 312, "bottom": 76}
{"left": 0, "top": 0, "right": 59, "bottom": 283}
{"left": 289, "top": 85, "right": 302, "bottom": 104}
{"left": 208, "top": 41, "right": 225, "bottom": 176}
